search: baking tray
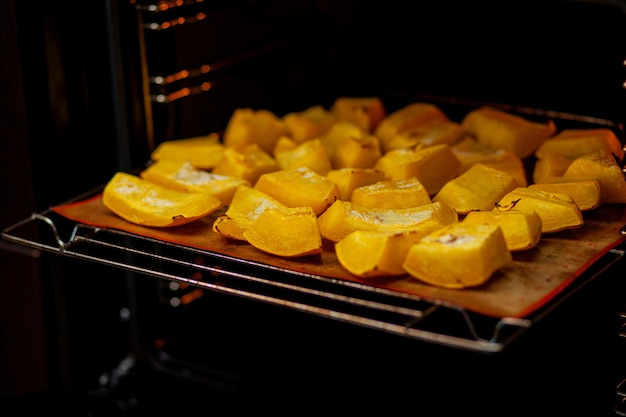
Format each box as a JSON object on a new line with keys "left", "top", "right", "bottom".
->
{"left": 3, "top": 95, "right": 626, "bottom": 353}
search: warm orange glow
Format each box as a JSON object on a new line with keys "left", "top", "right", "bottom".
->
{"left": 201, "top": 82, "right": 211, "bottom": 91}
{"left": 201, "top": 65, "right": 210, "bottom": 73}
{"left": 154, "top": 338, "right": 167, "bottom": 350}
{"left": 165, "top": 70, "right": 190, "bottom": 84}
{"left": 180, "top": 288, "right": 204, "bottom": 305}
{"left": 197, "top": 12, "right": 206, "bottom": 21}
{"left": 168, "top": 88, "right": 191, "bottom": 101}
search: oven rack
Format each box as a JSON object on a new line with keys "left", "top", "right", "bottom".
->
{"left": 6, "top": 206, "right": 623, "bottom": 355}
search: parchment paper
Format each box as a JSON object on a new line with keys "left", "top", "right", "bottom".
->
{"left": 52, "top": 195, "right": 626, "bottom": 318}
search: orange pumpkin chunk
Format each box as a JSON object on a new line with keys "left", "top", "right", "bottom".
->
{"left": 244, "top": 206, "right": 322, "bottom": 258}
{"left": 535, "top": 128, "right": 624, "bottom": 163}
{"left": 532, "top": 151, "right": 575, "bottom": 183}
{"left": 462, "top": 210, "right": 542, "bottom": 252}
{"left": 351, "top": 177, "right": 431, "bottom": 210}
{"left": 282, "top": 105, "right": 337, "bottom": 143}
{"left": 403, "top": 222, "right": 512, "bottom": 289}
{"left": 150, "top": 134, "right": 224, "bottom": 170}
{"left": 335, "top": 230, "right": 425, "bottom": 278}
{"left": 433, "top": 163, "right": 519, "bottom": 214}
{"left": 212, "top": 143, "right": 278, "bottom": 185}
{"left": 326, "top": 168, "right": 386, "bottom": 201}
{"left": 222, "top": 108, "right": 288, "bottom": 153}
{"left": 140, "top": 160, "right": 249, "bottom": 207}
{"left": 374, "top": 102, "right": 449, "bottom": 152}
{"left": 374, "top": 144, "right": 461, "bottom": 195}
{"left": 330, "top": 97, "right": 386, "bottom": 134}
{"left": 461, "top": 106, "right": 556, "bottom": 159}
{"left": 563, "top": 151, "right": 626, "bottom": 204}
{"left": 102, "top": 172, "right": 222, "bottom": 227}
{"left": 254, "top": 167, "right": 340, "bottom": 216}
{"left": 451, "top": 137, "right": 527, "bottom": 187}
{"left": 495, "top": 187, "right": 583, "bottom": 233}
{"left": 385, "top": 119, "right": 467, "bottom": 151}
{"left": 318, "top": 200, "right": 458, "bottom": 243}
{"left": 529, "top": 177, "right": 603, "bottom": 211}
{"left": 331, "top": 133, "right": 382, "bottom": 169}
{"left": 274, "top": 138, "right": 332, "bottom": 175}
{"left": 212, "top": 185, "right": 287, "bottom": 241}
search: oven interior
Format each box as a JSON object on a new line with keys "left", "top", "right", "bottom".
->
{"left": 3, "top": 0, "right": 626, "bottom": 416}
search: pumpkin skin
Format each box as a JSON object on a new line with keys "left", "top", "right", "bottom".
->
{"left": 102, "top": 172, "right": 222, "bottom": 227}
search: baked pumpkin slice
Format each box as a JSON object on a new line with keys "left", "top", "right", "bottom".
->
{"left": 403, "top": 222, "right": 512, "bottom": 289}
{"left": 243, "top": 206, "right": 322, "bottom": 258}
{"left": 102, "top": 172, "right": 222, "bottom": 227}
{"left": 335, "top": 229, "right": 426, "bottom": 278}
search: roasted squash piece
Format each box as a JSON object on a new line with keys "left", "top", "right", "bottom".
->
{"left": 461, "top": 106, "right": 556, "bottom": 159}
{"left": 282, "top": 105, "right": 337, "bottom": 143}
{"left": 335, "top": 230, "right": 425, "bottom": 278}
{"left": 222, "top": 108, "right": 288, "bottom": 153}
{"left": 451, "top": 136, "right": 527, "bottom": 187}
{"left": 150, "top": 134, "right": 224, "bottom": 170}
{"left": 330, "top": 97, "right": 386, "bottom": 134}
{"left": 331, "top": 133, "right": 382, "bottom": 169}
{"left": 274, "top": 138, "right": 332, "bottom": 175}
{"left": 374, "top": 102, "right": 449, "bottom": 152}
{"left": 103, "top": 172, "right": 222, "bottom": 228}
{"left": 318, "top": 200, "right": 458, "bottom": 243}
{"left": 535, "top": 128, "right": 624, "bottom": 163}
{"left": 212, "top": 143, "right": 278, "bottom": 185}
{"left": 403, "top": 222, "right": 512, "bottom": 289}
{"left": 462, "top": 210, "right": 542, "bottom": 252}
{"left": 319, "top": 122, "right": 367, "bottom": 165}
{"left": 385, "top": 119, "right": 467, "bottom": 151}
{"left": 563, "top": 150, "right": 626, "bottom": 204}
{"left": 212, "top": 185, "right": 287, "bottom": 241}
{"left": 433, "top": 163, "right": 519, "bottom": 214}
{"left": 529, "top": 177, "right": 603, "bottom": 211}
{"left": 495, "top": 187, "right": 583, "bottom": 233}
{"left": 254, "top": 167, "right": 340, "bottom": 216}
{"left": 243, "top": 206, "right": 322, "bottom": 257}
{"left": 350, "top": 177, "right": 431, "bottom": 210}
{"left": 374, "top": 144, "right": 461, "bottom": 195}
{"left": 140, "top": 160, "right": 249, "bottom": 206}
{"left": 532, "top": 151, "right": 575, "bottom": 183}
{"left": 326, "top": 168, "right": 386, "bottom": 201}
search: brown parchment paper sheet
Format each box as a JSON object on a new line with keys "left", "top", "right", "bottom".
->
{"left": 52, "top": 195, "right": 626, "bottom": 318}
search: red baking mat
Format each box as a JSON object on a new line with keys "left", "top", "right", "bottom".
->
{"left": 52, "top": 195, "right": 626, "bottom": 318}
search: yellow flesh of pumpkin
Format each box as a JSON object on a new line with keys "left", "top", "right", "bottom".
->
{"left": 102, "top": 172, "right": 222, "bottom": 228}
{"left": 403, "top": 222, "right": 512, "bottom": 289}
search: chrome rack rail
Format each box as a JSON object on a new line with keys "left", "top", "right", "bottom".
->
{"left": 1, "top": 208, "right": 544, "bottom": 354}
